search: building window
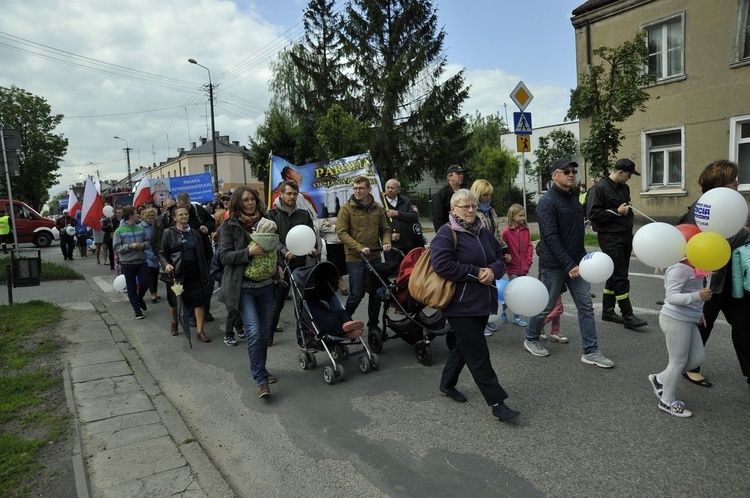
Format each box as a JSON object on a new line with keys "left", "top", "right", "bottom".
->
{"left": 644, "top": 14, "right": 684, "bottom": 80}
{"left": 735, "top": 0, "right": 750, "bottom": 61}
{"left": 645, "top": 128, "right": 684, "bottom": 189}
{"left": 729, "top": 115, "right": 750, "bottom": 188}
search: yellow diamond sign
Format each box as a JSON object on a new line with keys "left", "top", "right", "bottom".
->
{"left": 510, "top": 81, "right": 533, "bottom": 111}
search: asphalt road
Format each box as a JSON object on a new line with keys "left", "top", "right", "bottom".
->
{"left": 16, "top": 241, "right": 750, "bottom": 497}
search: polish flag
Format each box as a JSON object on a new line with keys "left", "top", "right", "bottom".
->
{"left": 133, "top": 173, "right": 152, "bottom": 208}
{"left": 67, "top": 190, "right": 82, "bottom": 217}
{"left": 81, "top": 176, "right": 104, "bottom": 231}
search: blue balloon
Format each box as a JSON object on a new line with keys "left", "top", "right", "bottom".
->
{"left": 86, "top": 238, "right": 94, "bottom": 246}
{"left": 496, "top": 279, "right": 509, "bottom": 302}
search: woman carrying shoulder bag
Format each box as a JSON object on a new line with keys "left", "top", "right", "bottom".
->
{"left": 430, "top": 189, "right": 520, "bottom": 422}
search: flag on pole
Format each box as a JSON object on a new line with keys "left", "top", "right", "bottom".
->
{"left": 67, "top": 190, "right": 82, "bottom": 217}
{"left": 81, "top": 176, "right": 104, "bottom": 231}
{"left": 133, "top": 173, "right": 152, "bottom": 208}
{"left": 93, "top": 175, "right": 101, "bottom": 194}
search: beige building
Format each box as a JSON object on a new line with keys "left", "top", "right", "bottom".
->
{"left": 149, "top": 133, "right": 263, "bottom": 196}
{"left": 571, "top": 0, "right": 750, "bottom": 220}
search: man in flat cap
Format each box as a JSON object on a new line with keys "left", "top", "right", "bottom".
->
{"left": 586, "top": 158, "right": 648, "bottom": 330}
{"left": 432, "top": 164, "right": 466, "bottom": 230}
{"left": 523, "top": 157, "right": 614, "bottom": 368}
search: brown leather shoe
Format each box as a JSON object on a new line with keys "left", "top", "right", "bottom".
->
{"left": 267, "top": 374, "right": 277, "bottom": 384}
{"left": 170, "top": 322, "right": 179, "bottom": 336}
{"left": 258, "top": 384, "right": 270, "bottom": 398}
{"left": 196, "top": 332, "right": 211, "bottom": 343}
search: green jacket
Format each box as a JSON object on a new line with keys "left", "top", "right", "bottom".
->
{"left": 336, "top": 194, "right": 392, "bottom": 262}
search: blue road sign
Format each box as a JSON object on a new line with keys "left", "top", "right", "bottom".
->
{"left": 513, "top": 112, "right": 533, "bottom": 135}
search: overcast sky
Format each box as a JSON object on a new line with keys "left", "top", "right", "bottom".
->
{"left": 1, "top": 0, "right": 582, "bottom": 198}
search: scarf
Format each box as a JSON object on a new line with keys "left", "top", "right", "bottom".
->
{"left": 451, "top": 213, "right": 481, "bottom": 236}
{"left": 238, "top": 211, "right": 261, "bottom": 231}
{"left": 478, "top": 201, "right": 492, "bottom": 213}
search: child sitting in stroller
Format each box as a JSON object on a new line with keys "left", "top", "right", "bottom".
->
{"left": 306, "top": 298, "right": 364, "bottom": 340}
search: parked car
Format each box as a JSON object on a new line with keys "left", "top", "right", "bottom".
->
{"left": 0, "top": 199, "right": 58, "bottom": 247}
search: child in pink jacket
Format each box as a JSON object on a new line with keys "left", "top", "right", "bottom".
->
{"left": 501, "top": 204, "right": 534, "bottom": 326}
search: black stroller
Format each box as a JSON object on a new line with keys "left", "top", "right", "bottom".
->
{"left": 289, "top": 261, "right": 380, "bottom": 384}
{"left": 363, "top": 248, "right": 455, "bottom": 365}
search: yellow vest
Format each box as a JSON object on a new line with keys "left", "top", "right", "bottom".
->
{"left": 0, "top": 215, "right": 10, "bottom": 235}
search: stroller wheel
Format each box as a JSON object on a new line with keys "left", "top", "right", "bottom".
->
{"left": 332, "top": 345, "right": 345, "bottom": 360}
{"left": 415, "top": 340, "right": 432, "bottom": 366}
{"left": 367, "top": 329, "right": 384, "bottom": 353}
{"left": 446, "top": 331, "right": 457, "bottom": 352}
{"left": 334, "top": 363, "right": 345, "bottom": 381}
{"left": 369, "top": 353, "right": 380, "bottom": 370}
{"left": 358, "top": 356, "right": 371, "bottom": 373}
{"left": 323, "top": 366, "right": 336, "bottom": 384}
{"left": 298, "top": 354, "right": 310, "bottom": 370}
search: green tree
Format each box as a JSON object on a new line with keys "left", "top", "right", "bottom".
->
{"left": 341, "top": 0, "right": 470, "bottom": 181}
{"left": 0, "top": 85, "right": 68, "bottom": 211}
{"left": 315, "top": 105, "right": 370, "bottom": 161}
{"left": 532, "top": 128, "right": 578, "bottom": 187}
{"left": 566, "top": 32, "right": 654, "bottom": 179}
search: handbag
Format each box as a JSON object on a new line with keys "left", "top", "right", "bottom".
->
{"left": 408, "top": 230, "right": 457, "bottom": 309}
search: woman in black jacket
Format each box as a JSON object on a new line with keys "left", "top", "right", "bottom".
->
{"left": 159, "top": 206, "right": 211, "bottom": 343}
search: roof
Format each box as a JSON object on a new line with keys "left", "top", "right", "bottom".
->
{"left": 572, "top": 0, "right": 621, "bottom": 16}
{"left": 184, "top": 138, "right": 249, "bottom": 157}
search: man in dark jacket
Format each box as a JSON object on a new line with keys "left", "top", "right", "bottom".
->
{"left": 383, "top": 179, "right": 423, "bottom": 261}
{"left": 432, "top": 165, "right": 465, "bottom": 230}
{"left": 55, "top": 209, "right": 78, "bottom": 260}
{"left": 267, "top": 180, "right": 318, "bottom": 345}
{"left": 587, "top": 158, "right": 648, "bottom": 329}
{"left": 523, "top": 157, "right": 614, "bottom": 368}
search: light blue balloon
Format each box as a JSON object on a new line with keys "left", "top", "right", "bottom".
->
{"left": 496, "top": 279, "right": 509, "bottom": 302}
{"left": 86, "top": 238, "right": 94, "bottom": 246}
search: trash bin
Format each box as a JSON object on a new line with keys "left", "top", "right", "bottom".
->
{"left": 427, "top": 199, "right": 433, "bottom": 218}
{"left": 11, "top": 249, "right": 41, "bottom": 287}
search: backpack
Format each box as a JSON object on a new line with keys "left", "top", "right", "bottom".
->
{"left": 209, "top": 244, "right": 224, "bottom": 283}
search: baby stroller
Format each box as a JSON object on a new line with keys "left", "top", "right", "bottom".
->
{"left": 289, "top": 261, "right": 380, "bottom": 384}
{"left": 363, "top": 247, "right": 454, "bottom": 365}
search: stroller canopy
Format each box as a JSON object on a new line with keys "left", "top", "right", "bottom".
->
{"left": 292, "top": 261, "right": 340, "bottom": 302}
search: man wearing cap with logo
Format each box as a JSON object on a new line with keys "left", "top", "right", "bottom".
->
{"left": 523, "top": 157, "right": 614, "bottom": 368}
{"left": 432, "top": 165, "right": 466, "bottom": 230}
{"left": 586, "top": 158, "right": 648, "bottom": 330}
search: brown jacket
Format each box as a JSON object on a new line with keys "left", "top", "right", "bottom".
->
{"left": 336, "top": 194, "right": 392, "bottom": 262}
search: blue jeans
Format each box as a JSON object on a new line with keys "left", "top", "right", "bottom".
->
{"left": 524, "top": 267, "right": 599, "bottom": 354}
{"left": 345, "top": 262, "right": 381, "bottom": 328}
{"left": 239, "top": 284, "right": 273, "bottom": 385}
{"left": 121, "top": 262, "right": 149, "bottom": 313}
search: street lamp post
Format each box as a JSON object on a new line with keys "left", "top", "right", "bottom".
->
{"left": 188, "top": 58, "right": 219, "bottom": 195}
{"left": 113, "top": 136, "right": 132, "bottom": 190}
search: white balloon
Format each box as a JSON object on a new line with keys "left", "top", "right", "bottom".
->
{"left": 285, "top": 225, "right": 316, "bottom": 256}
{"left": 504, "top": 276, "right": 549, "bottom": 317}
{"left": 113, "top": 274, "right": 127, "bottom": 293}
{"left": 103, "top": 205, "right": 115, "bottom": 218}
{"left": 65, "top": 226, "right": 76, "bottom": 236}
{"left": 579, "top": 251, "right": 614, "bottom": 284}
{"left": 632, "top": 222, "right": 686, "bottom": 268}
{"left": 694, "top": 187, "right": 748, "bottom": 238}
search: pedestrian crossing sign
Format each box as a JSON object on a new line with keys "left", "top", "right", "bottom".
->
{"left": 513, "top": 112, "right": 532, "bottom": 135}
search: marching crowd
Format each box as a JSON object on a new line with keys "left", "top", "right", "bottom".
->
{"left": 53, "top": 157, "right": 750, "bottom": 421}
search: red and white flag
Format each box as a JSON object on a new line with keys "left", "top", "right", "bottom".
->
{"left": 133, "top": 173, "right": 152, "bottom": 208}
{"left": 81, "top": 176, "right": 104, "bottom": 231}
{"left": 67, "top": 189, "right": 81, "bottom": 217}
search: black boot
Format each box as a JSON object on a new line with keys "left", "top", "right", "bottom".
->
{"left": 620, "top": 297, "right": 648, "bottom": 329}
{"left": 601, "top": 293, "right": 624, "bottom": 324}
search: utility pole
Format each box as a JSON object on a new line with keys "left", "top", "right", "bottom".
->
{"left": 188, "top": 58, "right": 219, "bottom": 194}
{"left": 114, "top": 136, "right": 132, "bottom": 190}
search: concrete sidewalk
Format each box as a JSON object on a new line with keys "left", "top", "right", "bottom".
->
{"left": 2, "top": 255, "right": 233, "bottom": 497}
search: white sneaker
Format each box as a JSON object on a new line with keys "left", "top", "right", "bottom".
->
{"left": 549, "top": 333, "right": 569, "bottom": 344}
{"left": 581, "top": 350, "right": 614, "bottom": 368}
{"left": 523, "top": 340, "right": 549, "bottom": 357}
{"left": 540, "top": 333, "right": 547, "bottom": 340}
{"left": 658, "top": 399, "right": 692, "bottom": 418}
{"left": 484, "top": 327, "right": 494, "bottom": 337}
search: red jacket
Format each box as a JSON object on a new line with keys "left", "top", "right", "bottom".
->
{"left": 502, "top": 224, "right": 533, "bottom": 275}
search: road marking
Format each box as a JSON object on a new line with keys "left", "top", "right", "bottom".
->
{"left": 92, "top": 276, "right": 128, "bottom": 302}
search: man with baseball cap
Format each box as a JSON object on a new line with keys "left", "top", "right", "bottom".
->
{"left": 432, "top": 164, "right": 466, "bottom": 230}
{"left": 586, "top": 158, "right": 648, "bottom": 329}
{"left": 523, "top": 157, "right": 614, "bottom": 368}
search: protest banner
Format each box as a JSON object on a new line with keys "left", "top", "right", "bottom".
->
{"left": 149, "top": 173, "right": 214, "bottom": 207}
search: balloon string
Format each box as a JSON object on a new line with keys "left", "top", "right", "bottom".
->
{"left": 629, "top": 205, "right": 657, "bottom": 223}
{"left": 706, "top": 273, "right": 712, "bottom": 289}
